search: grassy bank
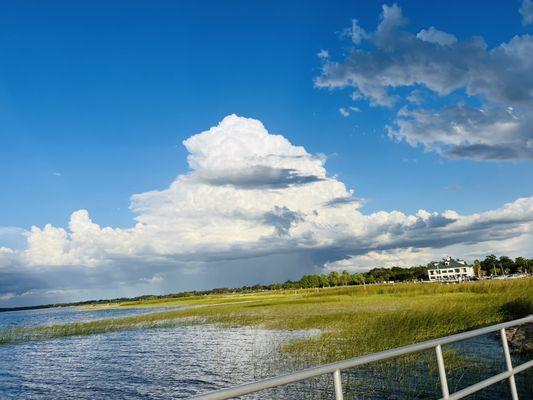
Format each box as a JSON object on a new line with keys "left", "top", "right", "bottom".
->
{"left": 1, "top": 279, "right": 532, "bottom": 365}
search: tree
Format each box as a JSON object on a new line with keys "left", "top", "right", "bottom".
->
{"left": 514, "top": 257, "right": 527, "bottom": 273}
{"left": 282, "top": 280, "right": 296, "bottom": 289}
{"left": 341, "top": 270, "right": 351, "bottom": 286}
{"left": 411, "top": 266, "right": 428, "bottom": 281}
{"left": 319, "top": 274, "right": 330, "bottom": 288}
{"left": 481, "top": 254, "right": 498, "bottom": 275}
{"left": 527, "top": 259, "right": 533, "bottom": 273}
{"left": 473, "top": 260, "right": 483, "bottom": 277}
{"left": 350, "top": 273, "right": 365, "bottom": 285}
{"left": 328, "top": 271, "right": 340, "bottom": 286}
{"left": 499, "top": 256, "right": 514, "bottom": 274}
{"left": 300, "top": 274, "right": 320, "bottom": 288}
{"left": 390, "top": 266, "right": 411, "bottom": 281}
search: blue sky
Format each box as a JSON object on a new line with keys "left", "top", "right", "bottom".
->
{"left": 1, "top": 1, "right": 532, "bottom": 306}
{"left": 2, "top": 0, "right": 531, "bottom": 230}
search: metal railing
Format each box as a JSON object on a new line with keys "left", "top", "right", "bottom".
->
{"left": 191, "top": 315, "right": 533, "bottom": 400}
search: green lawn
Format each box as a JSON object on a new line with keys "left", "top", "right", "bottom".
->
{"left": 1, "top": 278, "right": 532, "bottom": 366}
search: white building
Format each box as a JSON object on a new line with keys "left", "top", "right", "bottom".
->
{"left": 427, "top": 256, "right": 475, "bottom": 282}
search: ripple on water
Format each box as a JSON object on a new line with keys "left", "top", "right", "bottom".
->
{"left": 0, "top": 322, "right": 314, "bottom": 399}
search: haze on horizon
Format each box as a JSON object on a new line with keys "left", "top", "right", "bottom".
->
{"left": 1, "top": 1, "right": 533, "bottom": 307}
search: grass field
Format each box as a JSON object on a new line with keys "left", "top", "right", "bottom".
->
{"left": 1, "top": 279, "right": 532, "bottom": 366}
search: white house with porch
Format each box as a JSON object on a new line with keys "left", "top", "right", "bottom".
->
{"left": 427, "top": 256, "right": 475, "bottom": 282}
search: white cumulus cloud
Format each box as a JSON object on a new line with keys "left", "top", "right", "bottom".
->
{"left": 0, "top": 115, "right": 532, "bottom": 305}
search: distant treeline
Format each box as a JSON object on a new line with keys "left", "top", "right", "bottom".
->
{"left": 1, "top": 254, "right": 531, "bottom": 312}
{"left": 472, "top": 255, "right": 532, "bottom": 276}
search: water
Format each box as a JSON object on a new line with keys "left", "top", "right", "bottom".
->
{"left": 0, "top": 306, "right": 182, "bottom": 328}
{"left": 0, "top": 308, "right": 312, "bottom": 399}
{"left": 0, "top": 308, "right": 531, "bottom": 399}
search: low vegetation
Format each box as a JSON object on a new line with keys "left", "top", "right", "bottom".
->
{"left": 1, "top": 278, "right": 532, "bottom": 367}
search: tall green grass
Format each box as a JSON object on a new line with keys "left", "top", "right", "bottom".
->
{"left": 1, "top": 278, "right": 531, "bottom": 366}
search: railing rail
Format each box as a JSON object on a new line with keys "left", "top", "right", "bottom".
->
{"left": 190, "top": 315, "right": 533, "bottom": 400}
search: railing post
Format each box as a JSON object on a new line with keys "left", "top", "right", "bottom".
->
{"left": 333, "top": 369, "right": 344, "bottom": 400}
{"left": 500, "top": 328, "right": 519, "bottom": 400}
{"left": 435, "top": 344, "right": 450, "bottom": 399}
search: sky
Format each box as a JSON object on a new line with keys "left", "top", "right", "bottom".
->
{"left": 1, "top": 0, "right": 532, "bottom": 306}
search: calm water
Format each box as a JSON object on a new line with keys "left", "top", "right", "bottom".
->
{"left": 0, "top": 306, "right": 183, "bottom": 328}
{"left": 0, "top": 308, "right": 531, "bottom": 399}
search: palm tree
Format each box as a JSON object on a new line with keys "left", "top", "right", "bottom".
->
{"left": 341, "top": 270, "right": 350, "bottom": 286}
{"left": 328, "top": 271, "right": 340, "bottom": 286}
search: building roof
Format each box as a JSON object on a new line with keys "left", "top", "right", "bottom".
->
{"left": 429, "top": 257, "right": 469, "bottom": 270}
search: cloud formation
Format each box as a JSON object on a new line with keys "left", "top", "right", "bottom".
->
{"left": 316, "top": 3, "right": 533, "bottom": 161}
{"left": 1, "top": 115, "right": 532, "bottom": 305}
{"left": 521, "top": 0, "right": 533, "bottom": 25}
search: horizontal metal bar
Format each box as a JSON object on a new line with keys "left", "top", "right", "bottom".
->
{"left": 191, "top": 315, "right": 532, "bottom": 400}
{"left": 514, "top": 359, "right": 533, "bottom": 374}
{"left": 442, "top": 359, "right": 533, "bottom": 400}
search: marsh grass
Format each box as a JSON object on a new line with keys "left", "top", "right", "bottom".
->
{"left": 1, "top": 279, "right": 532, "bottom": 367}
{"left": 2, "top": 279, "right": 532, "bottom": 399}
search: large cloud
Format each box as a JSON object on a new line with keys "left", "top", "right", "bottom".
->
{"left": 388, "top": 105, "right": 533, "bottom": 160}
{"left": 1, "top": 115, "right": 532, "bottom": 306}
{"left": 315, "top": 3, "right": 533, "bottom": 161}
